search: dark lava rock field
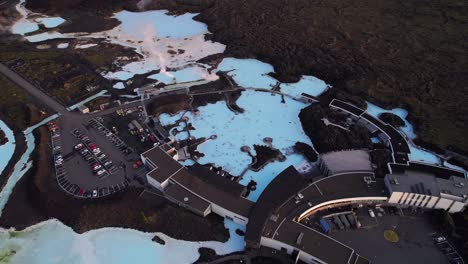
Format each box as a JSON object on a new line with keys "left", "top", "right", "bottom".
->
{"left": 23, "top": 0, "right": 468, "bottom": 153}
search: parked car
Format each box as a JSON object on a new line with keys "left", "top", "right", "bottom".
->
{"left": 97, "top": 169, "right": 106, "bottom": 176}
{"left": 368, "top": 209, "right": 376, "bottom": 218}
{"left": 74, "top": 143, "right": 84, "bottom": 150}
{"left": 92, "top": 190, "right": 98, "bottom": 197}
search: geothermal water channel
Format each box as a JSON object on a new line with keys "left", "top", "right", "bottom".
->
{"left": 0, "top": 120, "right": 15, "bottom": 176}
{"left": 0, "top": 114, "right": 60, "bottom": 215}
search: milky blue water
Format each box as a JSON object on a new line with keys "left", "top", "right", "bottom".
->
{"left": 0, "top": 114, "right": 59, "bottom": 215}
{"left": 114, "top": 10, "right": 207, "bottom": 39}
{"left": 11, "top": 20, "right": 39, "bottom": 35}
{"left": 365, "top": 102, "right": 441, "bottom": 165}
{"left": 112, "top": 82, "right": 125, "bottom": 90}
{"left": 408, "top": 144, "right": 440, "bottom": 165}
{"left": 0, "top": 120, "right": 15, "bottom": 176}
{"left": 240, "top": 153, "right": 307, "bottom": 201}
{"left": 365, "top": 102, "right": 416, "bottom": 139}
{"left": 0, "top": 218, "right": 244, "bottom": 264}
{"left": 217, "top": 58, "right": 278, "bottom": 88}
{"left": 35, "top": 17, "right": 65, "bottom": 28}
{"left": 160, "top": 90, "right": 311, "bottom": 176}
{"left": 67, "top": 90, "right": 108, "bottom": 111}
{"left": 148, "top": 66, "right": 208, "bottom": 84}
{"left": 280, "top": 75, "right": 329, "bottom": 98}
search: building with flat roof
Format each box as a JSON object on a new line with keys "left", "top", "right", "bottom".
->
{"left": 141, "top": 146, "right": 254, "bottom": 225}
{"left": 164, "top": 180, "right": 212, "bottom": 217}
{"left": 141, "top": 145, "right": 183, "bottom": 190}
{"left": 385, "top": 171, "right": 468, "bottom": 213}
{"left": 246, "top": 168, "right": 387, "bottom": 264}
{"left": 318, "top": 150, "right": 373, "bottom": 176}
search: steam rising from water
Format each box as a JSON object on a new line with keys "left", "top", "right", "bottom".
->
{"left": 141, "top": 24, "right": 174, "bottom": 78}
{"left": 137, "top": 0, "right": 153, "bottom": 10}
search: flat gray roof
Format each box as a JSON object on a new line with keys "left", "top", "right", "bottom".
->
{"left": 274, "top": 220, "right": 355, "bottom": 264}
{"left": 386, "top": 171, "right": 468, "bottom": 199}
{"left": 321, "top": 150, "right": 372, "bottom": 174}
{"left": 142, "top": 146, "right": 183, "bottom": 183}
{"left": 171, "top": 168, "right": 254, "bottom": 217}
{"left": 165, "top": 181, "right": 211, "bottom": 214}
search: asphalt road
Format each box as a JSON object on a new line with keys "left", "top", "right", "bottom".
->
{"left": 0, "top": 62, "right": 150, "bottom": 120}
{"left": 0, "top": 63, "right": 67, "bottom": 114}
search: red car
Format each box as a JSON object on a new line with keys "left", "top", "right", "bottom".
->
{"left": 132, "top": 160, "right": 143, "bottom": 169}
{"left": 79, "top": 188, "right": 84, "bottom": 195}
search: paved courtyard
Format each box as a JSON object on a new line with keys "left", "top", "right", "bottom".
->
{"left": 330, "top": 208, "right": 448, "bottom": 264}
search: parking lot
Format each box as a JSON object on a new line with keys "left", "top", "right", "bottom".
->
{"left": 49, "top": 116, "right": 148, "bottom": 199}
{"left": 327, "top": 207, "right": 450, "bottom": 264}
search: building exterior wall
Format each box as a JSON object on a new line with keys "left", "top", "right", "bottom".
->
{"left": 260, "top": 237, "right": 326, "bottom": 264}
{"left": 146, "top": 176, "right": 163, "bottom": 191}
{"left": 434, "top": 198, "right": 453, "bottom": 210}
{"left": 211, "top": 203, "right": 249, "bottom": 226}
{"left": 165, "top": 195, "right": 212, "bottom": 217}
{"left": 426, "top": 196, "right": 439, "bottom": 208}
{"left": 388, "top": 192, "right": 403, "bottom": 204}
{"left": 448, "top": 201, "right": 466, "bottom": 213}
{"left": 298, "top": 197, "right": 388, "bottom": 221}
{"left": 386, "top": 191, "right": 467, "bottom": 213}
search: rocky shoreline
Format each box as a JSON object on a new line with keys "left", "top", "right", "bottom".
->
{"left": 0, "top": 129, "right": 6, "bottom": 146}
{"left": 10, "top": 0, "right": 467, "bottom": 155}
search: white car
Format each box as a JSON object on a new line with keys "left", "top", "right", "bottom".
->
{"left": 368, "top": 209, "right": 376, "bottom": 218}
{"left": 93, "top": 148, "right": 101, "bottom": 155}
{"left": 92, "top": 190, "right": 98, "bottom": 197}
{"left": 74, "top": 143, "right": 83, "bottom": 150}
{"left": 97, "top": 169, "right": 106, "bottom": 176}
